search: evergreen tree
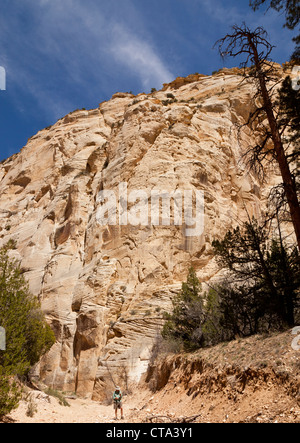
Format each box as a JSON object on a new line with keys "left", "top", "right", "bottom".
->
{"left": 250, "top": 0, "right": 300, "bottom": 60}
{"left": 0, "top": 240, "right": 55, "bottom": 418}
{"left": 162, "top": 268, "right": 225, "bottom": 351}
{"left": 162, "top": 267, "right": 205, "bottom": 351}
{"left": 212, "top": 218, "right": 300, "bottom": 332}
{"left": 0, "top": 368, "right": 22, "bottom": 419}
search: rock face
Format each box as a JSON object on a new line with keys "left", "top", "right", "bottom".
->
{"left": 0, "top": 66, "right": 289, "bottom": 399}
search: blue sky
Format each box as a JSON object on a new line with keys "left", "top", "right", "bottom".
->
{"left": 0, "top": 0, "right": 296, "bottom": 161}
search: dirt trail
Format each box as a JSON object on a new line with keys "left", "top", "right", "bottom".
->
{"left": 6, "top": 393, "right": 142, "bottom": 424}
{"left": 5, "top": 381, "right": 300, "bottom": 424}
{"left": 4, "top": 330, "right": 300, "bottom": 423}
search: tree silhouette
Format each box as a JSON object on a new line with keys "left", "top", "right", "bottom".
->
{"left": 216, "top": 24, "right": 300, "bottom": 251}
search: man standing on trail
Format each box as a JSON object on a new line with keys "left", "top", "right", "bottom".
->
{"left": 113, "top": 386, "right": 124, "bottom": 420}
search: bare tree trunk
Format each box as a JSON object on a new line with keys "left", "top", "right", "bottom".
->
{"left": 248, "top": 36, "right": 300, "bottom": 251}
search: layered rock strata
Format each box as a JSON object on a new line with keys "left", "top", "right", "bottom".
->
{"left": 0, "top": 66, "right": 291, "bottom": 398}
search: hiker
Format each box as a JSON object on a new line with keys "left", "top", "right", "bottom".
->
{"left": 113, "top": 386, "right": 124, "bottom": 420}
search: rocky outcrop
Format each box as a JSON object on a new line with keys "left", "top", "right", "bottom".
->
{"left": 0, "top": 66, "right": 291, "bottom": 399}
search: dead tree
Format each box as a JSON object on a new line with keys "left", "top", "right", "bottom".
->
{"left": 216, "top": 24, "right": 300, "bottom": 251}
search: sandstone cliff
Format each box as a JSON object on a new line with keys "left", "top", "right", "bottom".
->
{"left": 0, "top": 66, "right": 292, "bottom": 399}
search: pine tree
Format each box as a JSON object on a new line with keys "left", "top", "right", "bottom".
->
{"left": 249, "top": 2, "right": 300, "bottom": 217}
{"left": 212, "top": 218, "right": 300, "bottom": 331}
{"left": 162, "top": 268, "right": 225, "bottom": 350}
{"left": 277, "top": 76, "right": 300, "bottom": 196}
{"left": 216, "top": 24, "right": 300, "bottom": 251}
{"left": 162, "top": 267, "right": 205, "bottom": 351}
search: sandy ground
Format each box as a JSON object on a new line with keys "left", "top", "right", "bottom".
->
{"left": 5, "top": 394, "right": 138, "bottom": 424}
{"left": 3, "top": 330, "right": 300, "bottom": 423}
{"left": 4, "top": 383, "right": 300, "bottom": 424}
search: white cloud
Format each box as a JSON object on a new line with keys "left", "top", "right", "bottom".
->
{"left": 0, "top": 0, "right": 174, "bottom": 120}
{"left": 109, "top": 23, "right": 174, "bottom": 90}
{"left": 201, "top": 0, "right": 243, "bottom": 25}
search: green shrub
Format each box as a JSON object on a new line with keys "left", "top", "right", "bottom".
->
{"left": 0, "top": 240, "right": 55, "bottom": 418}
{"left": 0, "top": 368, "right": 22, "bottom": 419}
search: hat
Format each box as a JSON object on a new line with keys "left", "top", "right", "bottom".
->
{"left": 115, "top": 386, "right": 120, "bottom": 390}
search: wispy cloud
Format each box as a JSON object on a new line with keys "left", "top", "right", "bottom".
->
{"left": 0, "top": 0, "right": 293, "bottom": 126}
{"left": 109, "top": 23, "right": 174, "bottom": 90}
{"left": 201, "top": 0, "right": 243, "bottom": 25}
{"left": 0, "top": 0, "right": 174, "bottom": 121}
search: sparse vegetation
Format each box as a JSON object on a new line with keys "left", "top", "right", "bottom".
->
{"left": 44, "top": 388, "right": 70, "bottom": 407}
{"left": 162, "top": 98, "right": 178, "bottom": 106}
{"left": 25, "top": 393, "right": 38, "bottom": 417}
